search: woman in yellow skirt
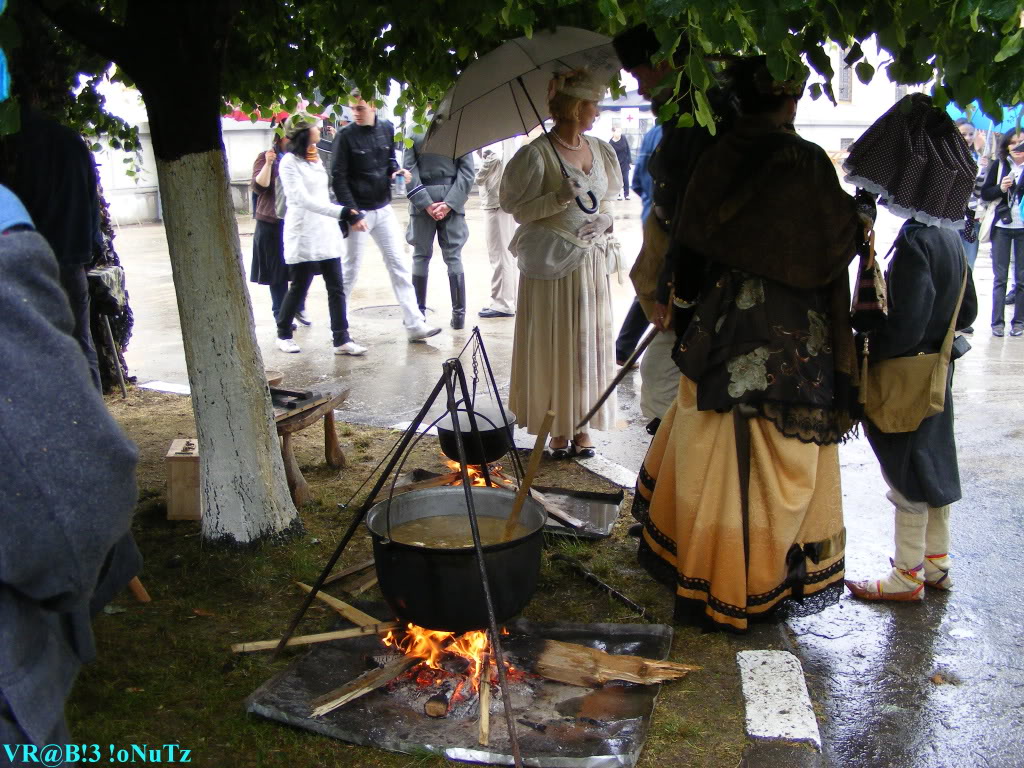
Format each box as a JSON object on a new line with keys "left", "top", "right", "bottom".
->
{"left": 633, "top": 57, "right": 868, "bottom": 631}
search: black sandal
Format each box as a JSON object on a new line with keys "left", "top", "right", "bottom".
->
{"left": 545, "top": 443, "right": 570, "bottom": 460}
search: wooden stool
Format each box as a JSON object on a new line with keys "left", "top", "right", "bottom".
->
{"left": 275, "top": 389, "right": 349, "bottom": 506}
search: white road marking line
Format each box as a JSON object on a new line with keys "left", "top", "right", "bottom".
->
{"left": 737, "top": 650, "right": 821, "bottom": 750}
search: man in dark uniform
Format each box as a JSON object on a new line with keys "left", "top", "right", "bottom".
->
{"left": 403, "top": 133, "right": 476, "bottom": 329}
{"left": 612, "top": 24, "right": 737, "bottom": 436}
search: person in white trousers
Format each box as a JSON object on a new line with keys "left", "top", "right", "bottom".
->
{"left": 474, "top": 139, "right": 519, "bottom": 318}
{"left": 330, "top": 91, "right": 440, "bottom": 341}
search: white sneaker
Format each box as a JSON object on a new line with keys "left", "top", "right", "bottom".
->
{"left": 295, "top": 310, "right": 312, "bottom": 326}
{"left": 334, "top": 341, "right": 367, "bottom": 356}
{"left": 276, "top": 338, "right": 301, "bottom": 353}
{"left": 408, "top": 321, "right": 442, "bottom": 342}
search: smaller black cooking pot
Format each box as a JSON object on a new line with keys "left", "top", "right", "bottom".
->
{"left": 435, "top": 406, "right": 515, "bottom": 465}
{"left": 366, "top": 486, "right": 545, "bottom": 633}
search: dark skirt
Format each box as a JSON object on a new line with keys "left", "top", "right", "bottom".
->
{"left": 250, "top": 219, "right": 288, "bottom": 286}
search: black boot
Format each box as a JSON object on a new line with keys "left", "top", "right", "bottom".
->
{"left": 412, "top": 274, "right": 428, "bottom": 318}
{"left": 449, "top": 273, "right": 466, "bottom": 330}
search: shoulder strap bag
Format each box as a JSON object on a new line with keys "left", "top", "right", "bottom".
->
{"left": 858, "top": 255, "right": 968, "bottom": 433}
{"left": 978, "top": 161, "right": 1005, "bottom": 244}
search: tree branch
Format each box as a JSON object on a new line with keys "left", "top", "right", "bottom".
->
{"left": 37, "top": 0, "right": 134, "bottom": 70}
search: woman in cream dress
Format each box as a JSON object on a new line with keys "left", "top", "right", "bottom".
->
{"left": 499, "top": 70, "right": 622, "bottom": 457}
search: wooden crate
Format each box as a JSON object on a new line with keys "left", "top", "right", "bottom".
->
{"left": 166, "top": 438, "right": 201, "bottom": 520}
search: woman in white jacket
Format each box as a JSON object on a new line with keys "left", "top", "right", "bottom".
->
{"left": 276, "top": 119, "right": 368, "bottom": 355}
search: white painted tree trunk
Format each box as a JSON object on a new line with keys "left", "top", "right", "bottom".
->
{"left": 155, "top": 149, "right": 299, "bottom": 544}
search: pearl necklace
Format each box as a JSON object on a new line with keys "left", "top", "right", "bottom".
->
{"left": 550, "top": 131, "right": 584, "bottom": 151}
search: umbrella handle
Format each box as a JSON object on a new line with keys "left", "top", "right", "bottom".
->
{"left": 575, "top": 191, "right": 599, "bottom": 213}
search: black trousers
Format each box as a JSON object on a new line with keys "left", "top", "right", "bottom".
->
{"left": 990, "top": 227, "right": 1024, "bottom": 328}
{"left": 276, "top": 258, "right": 350, "bottom": 345}
{"left": 619, "top": 162, "right": 630, "bottom": 198}
{"left": 615, "top": 297, "right": 650, "bottom": 363}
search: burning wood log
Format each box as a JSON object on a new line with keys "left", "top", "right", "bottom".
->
{"left": 294, "top": 581, "right": 381, "bottom": 627}
{"left": 424, "top": 692, "right": 449, "bottom": 718}
{"left": 231, "top": 622, "right": 399, "bottom": 653}
{"left": 310, "top": 655, "right": 420, "bottom": 718}
{"left": 531, "top": 638, "right": 699, "bottom": 688}
{"left": 478, "top": 652, "right": 492, "bottom": 746}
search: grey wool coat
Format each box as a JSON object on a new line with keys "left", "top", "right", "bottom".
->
{"left": 865, "top": 220, "right": 978, "bottom": 507}
{"left": 0, "top": 230, "right": 140, "bottom": 748}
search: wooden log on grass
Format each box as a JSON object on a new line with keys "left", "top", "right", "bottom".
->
{"left": 231, "top": 622, "right": 399, "bottom": 653}
{"left": 294, "top": 581, "right": 380, "bottom": 627}
{"left": 533, "top": 638, "right": 700, "bottom": 688}
{"left": 310, "top": 655, "right": 420, "bottom": 717}
{"left": 322, "top": 558, "right": 376, "bottom": 587}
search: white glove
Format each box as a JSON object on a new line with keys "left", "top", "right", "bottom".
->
{"left": 555, "top": 176, "right": 582, "bottom": 205}
{"left": 577, "top": 213, "right": 612, "bottom": 241}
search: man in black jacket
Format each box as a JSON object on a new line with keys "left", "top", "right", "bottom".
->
{"left": 331, "top": 91, "right": 440, "bottom": 341}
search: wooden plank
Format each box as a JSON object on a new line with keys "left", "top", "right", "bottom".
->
{"left": 533, "top": 638, "right": 700, "bottom": 688}
{"left": 231, "top": 621, "right": 399, "bottom": 654}
{"left": 294, "top": 581, "right": 381, "bottom": 627}
{"left": 322, "top": 558, "right": 376, "bottom": 587}
{"left": 371, "top": 472, "right": 456, "bottom": 502}
{"left": 276, "top": 390, "right": 349, "bottom": 434}
{"left": 310, "top": 655, "right": 420, "bottom": 717}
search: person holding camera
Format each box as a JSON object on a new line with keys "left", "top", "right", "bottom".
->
{"left": 980, "top": 130, "right": 1024, "bottom": 336}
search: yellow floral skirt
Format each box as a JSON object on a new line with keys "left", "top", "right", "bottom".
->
{"left": 633, "top": 376, "right": 846, "bottom": 631}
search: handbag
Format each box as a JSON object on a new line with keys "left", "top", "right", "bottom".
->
{"left": 859, "top": 256, "right": 968, "bottom": 434}
{"left": 978, "top": 161, "right": 1005, "bottom": 244}
{"left": 850, "top": 228, "right": 888, "bottom": 333}
{"left": 273, "top": 171, "right": 288, "bottom": 219}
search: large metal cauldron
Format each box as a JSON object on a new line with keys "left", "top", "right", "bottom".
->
{"left": 366, "top": 486, "right": 545, "bottom": 633}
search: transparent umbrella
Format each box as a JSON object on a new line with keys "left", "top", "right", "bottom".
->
{"left": 421, "top": 26, "right": 621, "bottom": 212}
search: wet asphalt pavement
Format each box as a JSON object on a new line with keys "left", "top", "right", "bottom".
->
{"left": 118, "top": 199, "right": 1024, "bottom": 766}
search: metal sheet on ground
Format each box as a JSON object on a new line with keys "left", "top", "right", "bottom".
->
{"left": 246, "top": 620, "right": 673, "bottom": 767}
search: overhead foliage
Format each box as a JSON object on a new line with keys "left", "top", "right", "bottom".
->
{"left": 19, "top": 0, "right": 1024, "bottom": 143}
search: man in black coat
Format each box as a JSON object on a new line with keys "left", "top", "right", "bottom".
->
{"left": 330, "top": 91, "right": 440, "bottom": 341}
{"left": 609, "top": 126, "right": 632, "bottom": 199}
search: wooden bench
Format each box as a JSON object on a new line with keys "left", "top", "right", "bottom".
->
{"left": 275, "top": 389, "right": 349, "bottom": 506}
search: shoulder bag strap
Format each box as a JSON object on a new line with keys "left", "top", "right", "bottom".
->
{"left": 938, "top": 253, "right": 970, "bottom": 366}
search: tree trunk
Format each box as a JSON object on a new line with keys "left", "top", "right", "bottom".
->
{"left": 154, "top": 148, "right": 299, "bottom": 544}
{"left": 38, "top": 0, "right": 299, "bottom": 544}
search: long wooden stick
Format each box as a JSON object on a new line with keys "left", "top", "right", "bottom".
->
{"left": 349, "top": 573, "right": 378, "bottom": 597}
{"left": 530, "top": 488, "right": 587, "bottom": 530}
{"left": 310, "top": 655, "right": 420, "bottom": 717}
{"left": 503, "top": 410, "right": 554, "bottom": 541}
{"left": 294, "top": 582, "right": 380, "bottom": 627}
{"left": 231, "top": 622, "right": 399, "bottom": 653}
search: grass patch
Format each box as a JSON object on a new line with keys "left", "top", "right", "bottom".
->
{"left": 67, "top": 388, "right": 746, "bottom": 768}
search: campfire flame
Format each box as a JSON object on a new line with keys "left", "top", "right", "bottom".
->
{"left": 443, "top": 460, "right": 492, "bottom": 486}
{"left": 382, "top": 623, "right": 513, "bottom": 693}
